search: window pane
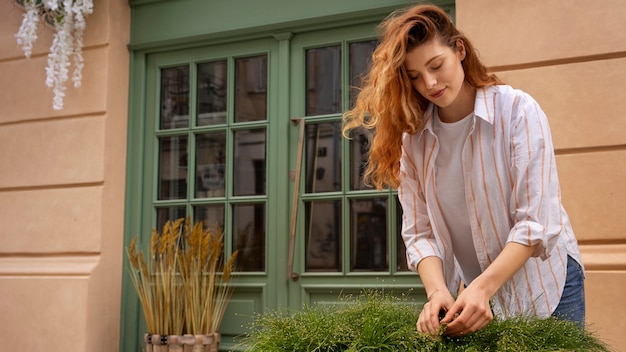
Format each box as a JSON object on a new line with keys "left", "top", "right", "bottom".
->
{"left": 235, "top": 55, "right": 267, "bottom": 122}
{"left": 349, "top": 40, "right": 377, "bottom": 109}
{"left": 305, "top": 122, "right": 341, "bottom": 193}
{"left": 350, "top": 198, "right": 388, "bottom": 272}
{"left": 396, "top": 196, "right": 409, "bottom": 271}
{"left": 305, "top": 200, "right": 341, "bottom": 272}
{"left": 194, "top": 204, "right": 225, "bottom": 234}
{"left": 195, "top": 132, "right": 226, "bottom": 198}
{"left": 158, "top": 136, "right": 188, "bottom": 200}
{"left": 306, "top": 46, "right": 341, "bottom": 115}
{"left": 233, "top": 203, "right": 265, "bottom": 271}
{"left": 156, "top": 207, "right": 186, "bottom": 233}
{"left": 349, "top": 127, "right": 372, "bottom": 190}
{"left": 233, "top": 128, "right": 266, "bottom": 196}
{"left": 160, "top": 65, "right": 190, "bottom": 129}
{"left": 197, "top": 60, "right": 227, "bottom": 126}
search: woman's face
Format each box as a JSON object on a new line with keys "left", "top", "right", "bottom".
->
{"left": 405, "top": 38, "right": 471, "bottom": 121}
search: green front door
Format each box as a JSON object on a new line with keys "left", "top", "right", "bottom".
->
{"left": 123, "top": 20, "right": 426, "bottom": 352}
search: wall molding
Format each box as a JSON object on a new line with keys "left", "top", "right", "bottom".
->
{"left": 579, "top": 243, "right": 626, "bottom": 270}
{"left": 0, "top": 255, "right": 100, "bottom": 276}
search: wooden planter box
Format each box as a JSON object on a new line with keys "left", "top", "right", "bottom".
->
{"left": 144, "top": 333, "right": 220, "bottom": 352}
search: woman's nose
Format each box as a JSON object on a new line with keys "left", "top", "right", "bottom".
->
{"left": 423, "top": 74, "right": 437, "bottom": 89}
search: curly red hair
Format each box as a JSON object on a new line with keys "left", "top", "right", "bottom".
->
{"left": 343, "top": 4, "right": 502, "bottom": 189}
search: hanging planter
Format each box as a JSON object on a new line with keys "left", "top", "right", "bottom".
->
{"left": 14, "top": 0, "right": 94, "bottom": 110}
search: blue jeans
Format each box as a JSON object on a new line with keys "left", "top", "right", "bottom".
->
{"left": 552, "top": 255, "right": 585, "bottom": 327}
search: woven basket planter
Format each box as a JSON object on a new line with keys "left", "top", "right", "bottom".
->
{"left": 144, "top": 333, "right": 220, "bottom": 352}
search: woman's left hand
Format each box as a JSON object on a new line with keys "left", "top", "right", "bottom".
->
{"left": 440, "top": 283, "right": 493, "bottom": 336}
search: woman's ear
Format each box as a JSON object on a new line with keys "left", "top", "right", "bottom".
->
{"left": 456, "top": 39, "right": 467, "bottom": 61}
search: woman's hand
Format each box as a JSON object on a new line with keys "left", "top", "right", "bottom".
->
{"left": 417, "top": 289, "right": 455, "bottom": 334}
{"left": 440, "top": 284, "right": 493, "bottom": 336}
{"left": 439, "top": 242, "right": 538, "bottom": 336}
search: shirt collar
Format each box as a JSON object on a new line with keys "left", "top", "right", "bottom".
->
{"left": 419, "top": 85, "right": 498, "bottom": 135}
{"left": 474, "top": 86, "right": 496, "bottom": 125}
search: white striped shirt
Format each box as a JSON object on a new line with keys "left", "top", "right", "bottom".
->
{"left": 399, "top": 85, "right": 583, "bottom": 319}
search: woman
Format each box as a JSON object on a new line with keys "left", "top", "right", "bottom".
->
{"left": 343, "top": 4, "right": 585, "bottom": 337}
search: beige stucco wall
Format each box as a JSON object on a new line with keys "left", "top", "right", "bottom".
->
{"left": 457, "top": 0, "right": 626, "bottom": 350}
{"left": 0, "top": 0, "right": 623, "bottom": 351}
{"left": 0, "top": 1, "right": 130, "bottom": 351}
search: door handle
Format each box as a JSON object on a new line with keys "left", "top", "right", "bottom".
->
{"left": 287, "top": 117, "right": 305, "bottom": 282}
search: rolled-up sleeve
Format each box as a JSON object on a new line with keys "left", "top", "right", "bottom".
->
{"left": 399, "top": 137, "right": 441, "bottom": 271}
{"left": 507, "top": 93, "right": 562, "bottom": 260}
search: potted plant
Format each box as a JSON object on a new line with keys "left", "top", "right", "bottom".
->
{"left": 126, "top": 217, "right": 237, "bottom": 352}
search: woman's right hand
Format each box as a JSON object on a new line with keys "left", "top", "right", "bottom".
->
{"left": 417, "top": 289, "right": 455, "bottom": 335}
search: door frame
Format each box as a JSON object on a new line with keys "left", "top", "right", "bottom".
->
{"left": 122, "top": 2, "right": 455, "bottom": 350}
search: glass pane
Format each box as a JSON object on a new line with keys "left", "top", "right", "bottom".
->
{"left": 233, "top": 128, "right": 266, "bottom": 196}
{"left": 158, "top": 136, "right": 188, "bottom": 200}
{"left": 233, "top": 203, "right": 265, "bottom": 271}
{"left": 305, "top": 122, "right": 341, "bottom": 193}
{"left": 349, "top": 40, "right": 377, "bottom": 109}
{"left": 197, "top": 60, "right": 227, "bottom": 126}
{"left": 305, "top": 200, "right": 341, "bottom": 272}
{"left": 235, "top": 55, "right": 267, "bottom": 122}
{"left": 349, "top": 127, "right": 372, "bottom": 190}
{"left": 306, "top": 46, "right": 341, "bottom": 115}
{"left": 350, "top": 198, "right": 388, "bottom": 272}
{"left": 195, "top": 132, "right": 226, "bottom": 198}
{"left": 194, "top": 204, "right": 225, "bottom": 234}
{"left": 160, "top": 65, "right": 190, "bottom": 129}
{"left": 156, "top": 207, "right": 186, "bottom": 233}
{"left": 396, "top": 196, "right": 409, "bottom": 271}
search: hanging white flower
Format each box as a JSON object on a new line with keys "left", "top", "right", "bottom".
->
{"left": 44, "top": 0, "right": 59, "bottom": 11}
{"left": 15, "top": 0, "right": 39, "bottom": 58}
{"left": 71, "top": 0, "right": 87, "bottom": 88}
{"left": 14, "top": 0, "right": 94, "bottom": 110}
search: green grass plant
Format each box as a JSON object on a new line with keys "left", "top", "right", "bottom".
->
{"left": 237, "top": 290, "right": 611, "bottom": 351}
